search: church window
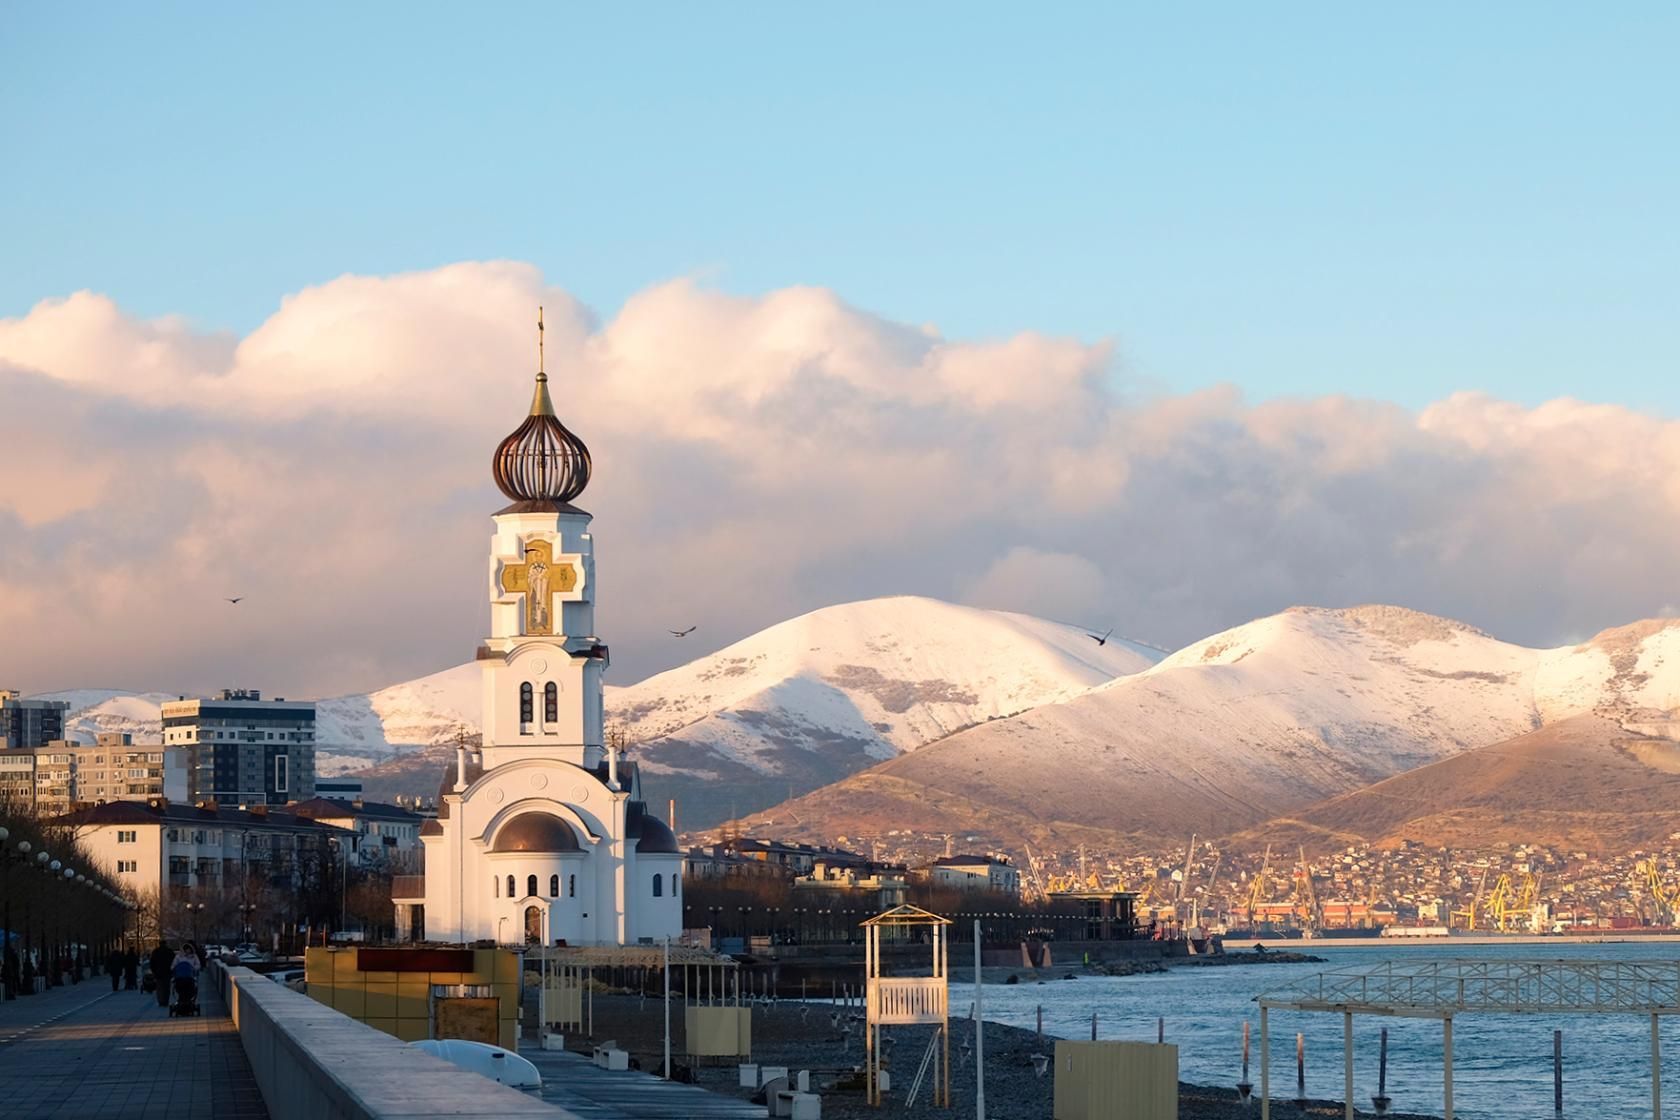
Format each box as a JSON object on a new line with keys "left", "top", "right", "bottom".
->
{"left": 549, "top": 874, "right": 559, "bottom": 898}
{"left": 507, "top": 874, "right": 516, "bottom": 899}
{"left": 652, "top": 876, "right": 663, "bottom": 898}
{"left": 519, "top": 683, "right": 533, "bottom": 725}
{"left": 527, "top": 874, "right": 539, "bottom": 898}
{"left": 568, "top": 874, "right": 575, "bottom": 898}
{"left": 544, "top": 682, "right": 558, "bottom": 723}
{"left": 671, "top": 873, "right": 679, "bottom": 896}
{"left": 494, "top": 877, "right": 499, "bottom": 898}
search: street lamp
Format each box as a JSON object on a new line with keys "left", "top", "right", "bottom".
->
{"left": 184, "top": 901, "right": 206, "bottom": 947}
{"left": 0, "top": 826, "right": 12, "bottom": 1001}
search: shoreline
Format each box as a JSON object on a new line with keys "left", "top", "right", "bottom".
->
{"left": 557, "top": 992, "right": 1438, "bottom": 1120}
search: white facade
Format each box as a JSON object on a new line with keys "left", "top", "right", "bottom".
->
{"left": 63, "top": 802, "right": 350, "bottom": 900}
{"left": 402, "top": 361, "right": 683, "bottom": 946}
{"left": 289, "top": 798, "right": 423, "bottom": 868}
{"left": 931, "top": 856, "right": 1021, "bottom": 897}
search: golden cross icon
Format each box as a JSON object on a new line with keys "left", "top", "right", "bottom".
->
{"left": 498, "top": 539, "right": 577, "bottom": 635}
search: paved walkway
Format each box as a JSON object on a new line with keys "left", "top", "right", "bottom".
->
{"left": 0, "top": 974, "right": 268, "bottom": 1120}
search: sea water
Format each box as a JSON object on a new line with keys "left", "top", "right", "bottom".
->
{"left": 953, "top": 941, "right": 1680, "bottom": 1118}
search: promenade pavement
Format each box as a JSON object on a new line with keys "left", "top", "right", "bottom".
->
{"left": 0, "top": 972, "right": 268, "bottom": 1119}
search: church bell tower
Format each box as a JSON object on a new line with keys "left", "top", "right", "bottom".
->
{"left": 478, "top": 309, "right": 607, "bottom": 771}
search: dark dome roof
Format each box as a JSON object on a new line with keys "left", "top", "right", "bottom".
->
{"left": 634, "top": 813, "right": 680, "bottom": 854}
{"left": 492, "top": 311, "right": 591, "bottom": 504}
{"left": 491, "top": 813, "right": 580, "bottom": 853}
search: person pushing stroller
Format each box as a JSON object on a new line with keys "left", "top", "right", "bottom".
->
{"left": 170, "top": 943, "right": 200, "bottom": 1016}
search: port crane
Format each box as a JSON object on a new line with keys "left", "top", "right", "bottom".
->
{"left": 1451, "top": 866, "right": 1491, "bottom": 931}
{"left": 1173, "top": 834, "right": 1197, "bottom": 921}
{"left": 1243, "top": 843, "right": 1274, "bottom": 925}
{"left": 1291, "top": 846, "right": 1321, "bottom": 931}
{"left": 1020, "top": 843, "right": 1051, "bottom": 903}
{"left": 1637, "top": 860, "right": 1679, "bottom": 925}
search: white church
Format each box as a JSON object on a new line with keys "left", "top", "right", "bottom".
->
{"left": 394, "top": 316, "right": 683, "bottom": 946}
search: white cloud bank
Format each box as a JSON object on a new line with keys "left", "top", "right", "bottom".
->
{"left": 2, "top": 260, "right": 1677, "bottom": 697}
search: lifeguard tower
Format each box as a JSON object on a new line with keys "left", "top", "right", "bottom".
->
{"left": 862, "top": 904, "right": 951, "bottom": 1107}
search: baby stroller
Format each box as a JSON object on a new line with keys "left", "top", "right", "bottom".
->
{"left": 170, "top": 974, "right": 199, "bottom": 1017}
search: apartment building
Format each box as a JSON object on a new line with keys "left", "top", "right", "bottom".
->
{"left": 160, "top": 689, "right": 316, "bottom": 805}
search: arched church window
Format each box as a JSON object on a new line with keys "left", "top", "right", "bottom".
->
{"left": 507, "top": 874, "right": 516, "bottom": 899}
{"left": 568, "top": 874, "right": 575, "bottom": 898}
{"left": 544, "top": 682, "right": 558, "bottom": 723}
{"left": 652, "top": 875, "right": 663, "bottom": 897}
{"left": 494, "top": 876, "right": 500, "bottom": 898}
{"left": 527, "top": 874, "right": 539, "bottom": 898}
{"left": 549, "top": 874, "right": 559, "bottom": 898}
{"left": 671, "top": 873, "right": 679, "bottom": 896}
{"left": 519, "top": 683, "right": 534, "bottom": 725}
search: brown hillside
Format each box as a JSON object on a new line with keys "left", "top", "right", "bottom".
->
{"left": 1236, "top": 712, "right": 1680, "bottom": 855}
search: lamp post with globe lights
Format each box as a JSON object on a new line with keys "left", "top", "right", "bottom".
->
{"left": 0, "top": 826, "right": 13, "bottom": 1000}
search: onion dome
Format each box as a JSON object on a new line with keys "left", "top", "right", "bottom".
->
{"left": 492, "top": 307, "right": 592, "bottom": 504}
{"left": 628, "top": 803, "right": 680, "bottom": 853}
{"left": 491, "top": 813, "right": 581, "bottom": 853}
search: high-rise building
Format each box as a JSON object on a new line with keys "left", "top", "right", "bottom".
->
{"left": 160, "top": 689, "right": 316, "bottom": 806}
{"left": 0, "top": 690, "right": 70, "bottom": 749}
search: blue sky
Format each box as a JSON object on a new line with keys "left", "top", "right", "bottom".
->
{"left": 3, "top": 3, "right": 1676, "bottom": 413}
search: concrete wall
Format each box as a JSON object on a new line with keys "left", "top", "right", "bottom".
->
{"left": 213, "top": 964, "right": 578, "bottom": 1120}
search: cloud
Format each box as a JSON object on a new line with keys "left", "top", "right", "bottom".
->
{"left": 3, "top": 262, "right": 1678, "bottom": 699}
{"left": 960, "top": 548, "right": 1109, "bottom": 624}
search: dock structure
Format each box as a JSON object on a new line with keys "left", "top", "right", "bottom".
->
{"left": 1257, "top": 958, "right": 1680, "bottom": 1120}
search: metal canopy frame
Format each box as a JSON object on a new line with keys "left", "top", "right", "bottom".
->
{"left": 1254, "top": 959, "right": 1680, "bottom": 1120}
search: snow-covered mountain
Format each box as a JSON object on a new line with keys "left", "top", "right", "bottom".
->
{"left": 29, "top": 597, "right": 1160, "bottom": 814}
{"left": 311, "top": 663, "right": 480, "bottom": 775}
{"left": 738, "top": 606, "right": 1680, "bottom": 847}
{"left": 31, "top": 689, "right": 180, "bottom": 742}
{"left": 607, "top": 596, "right": 1159, "bottom": 824}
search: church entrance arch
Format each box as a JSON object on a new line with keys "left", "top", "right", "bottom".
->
{"left": 525, "top": 905, "right": 542, "bottom": 944}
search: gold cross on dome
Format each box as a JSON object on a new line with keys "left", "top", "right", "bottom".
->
{"left": 499, "top": 539, "right": 577, "bottom": 635}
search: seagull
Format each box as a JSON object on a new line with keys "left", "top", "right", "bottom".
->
{"left": 669, "top": 626, "right": 697, "bottom": 638}
{"left": 1088, "top": 627, "right": 1112, "bottom": 646}
{"left": 224, "top": 597, "right": 244, "bottom": 605}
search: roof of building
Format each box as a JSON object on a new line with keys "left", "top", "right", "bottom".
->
{"left": 286, "top": 797, "right": 423, "bottom": 823}
{"left": 933, "top": 854, "right": 1014, "bottom": 868}
{"left": 490, "top": 812, "right": 581, "bottom": 853}
{"left": 627, "top": 801, "right": 680, "bottom": 853}
{"left": 50, "top": 800, "right": 354, "bottom": 836}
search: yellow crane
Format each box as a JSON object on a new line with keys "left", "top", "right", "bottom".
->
{"left": 1451, "top": 866, "right": 1490, "bottom": 931}
{"left": 1292, "top": 846, "right": 1320, "bottom": 930}
{"left": 1638, "top": 860, "right": 1679, "bottom": 925}
{"left": 1485, "top": 874, "right": 1515, "bottom": 931}
{"left": 1244, "top": 844, "right": 1273, "bottom": 924}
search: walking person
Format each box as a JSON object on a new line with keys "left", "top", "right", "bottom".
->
{"left": 123, "top": 948, "right": 139, "bottom": 991}
{"left": 170, "top": 942, "right": 201, "bottom": 1016}
{"left": 106, "top": 947, "right": 123, "bottom": 992}
{"left": 149, "top": 941, "right": 173, "bottom": 1008}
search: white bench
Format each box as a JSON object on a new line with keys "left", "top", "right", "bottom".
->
{"left": 592, "top": 1043, "right": 629, "bottom": 1071}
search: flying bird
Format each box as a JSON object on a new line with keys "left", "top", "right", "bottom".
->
{"left": 1088, "top": 627, "right": 1112, "bottom": 646}
{"left": 224, "top": 597, "right": 244, "bottom": 605}
{"left": 670, "top": 626, "right": 697, "bottom": 638}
